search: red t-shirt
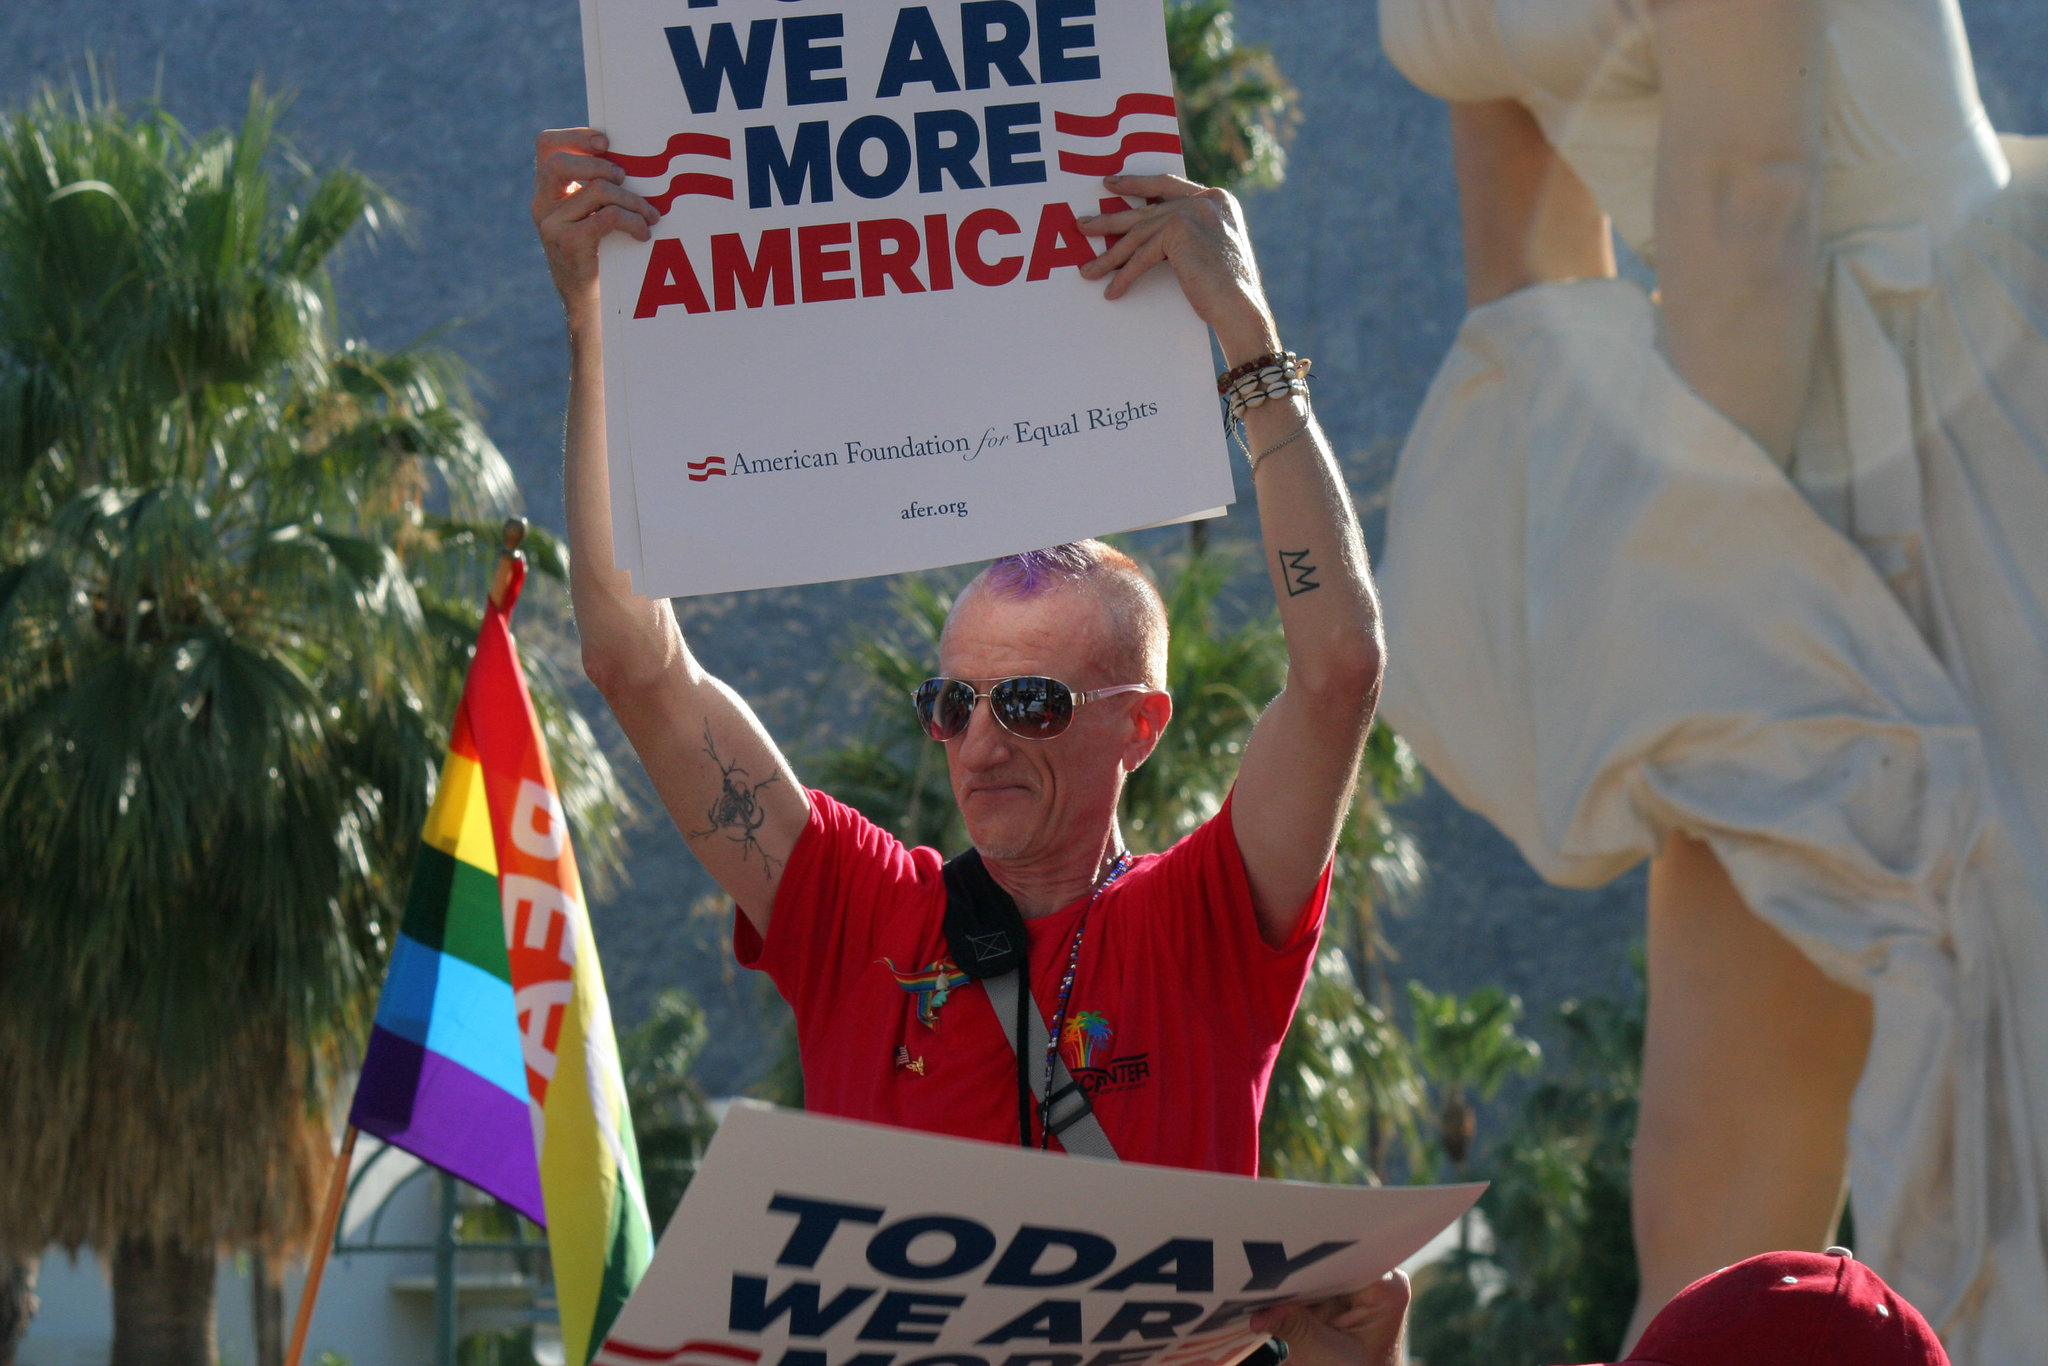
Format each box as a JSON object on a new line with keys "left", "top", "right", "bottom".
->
{"left": 733, "top": 789, "right": 1328, "bottom": 1174}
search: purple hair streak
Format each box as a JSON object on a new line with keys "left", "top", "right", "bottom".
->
{"left": 983, "top": 543, "right": 1109, "bottom": 597}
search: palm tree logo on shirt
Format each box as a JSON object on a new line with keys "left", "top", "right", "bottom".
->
{"left": 1063, "top": 1012, "right": 1115, "bottom": 1071}
{"left": 881, "top": 958, "right": 973, "bottom": 1027}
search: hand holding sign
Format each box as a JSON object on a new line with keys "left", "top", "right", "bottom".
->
{"left": 596, "top": 1106, "right": 1478, "bottom": 1366}
{"left": 1077, "top": 176, "right": 1279, "bottom": 368}
{"left": 577, "top": 0, "right": 1235, "bottom": 597}
{"left": 535, "top": 128, "right": 661, "bottom": 320}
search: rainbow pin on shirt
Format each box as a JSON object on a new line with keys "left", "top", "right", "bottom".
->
{"left": 882, "top": 957, "right": 973, "bottom": 1027}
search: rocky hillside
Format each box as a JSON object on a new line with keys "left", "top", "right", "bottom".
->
{"left": 6, "top": 0, "right": 2043, "bottom": 1092}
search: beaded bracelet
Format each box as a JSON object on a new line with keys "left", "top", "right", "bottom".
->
{"left": 1216, "top": 350, "right": 1311, "bottom": 393}
{"left": 1216, "top": 350, "right": 1297, "bottom": 395}
{"left": 1220, "top": 353, "right": 1313, "bottom": 424}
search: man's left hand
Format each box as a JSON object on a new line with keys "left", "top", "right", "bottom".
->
{"left": 1079, "top": 174, "right": 1281, "bottom": 366}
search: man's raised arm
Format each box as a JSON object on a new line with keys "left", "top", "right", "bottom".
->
{"left": 534, "top": 127, "right": 810, "bottom": 932}
{"left": 1080, "top": 176, "right": 1385, "bottom": 945}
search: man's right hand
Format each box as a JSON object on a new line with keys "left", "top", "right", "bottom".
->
{"left": 531, "top": 128, "right": 659, "bottom": 324}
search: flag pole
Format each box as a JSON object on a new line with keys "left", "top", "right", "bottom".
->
{"left": 491, "top": 517, "right": 528, "bottom": 614}
{"left": 285, "top": 517, "right": 530, "bottom": 1366}
{"left": 283, "top": 1124, "right": 358, "bottom": 1366}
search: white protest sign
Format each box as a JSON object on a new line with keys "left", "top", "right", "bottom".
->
{"left": 581, "top": 0, "right": 1235, "bottom": 597}
{"left": 595, "top": 1105, "right": 1482, "bottom": 1366}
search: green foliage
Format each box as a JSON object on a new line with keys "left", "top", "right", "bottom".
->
{"left": 1348, "top": 723, "right": 1427, "bottom": 925}
{"left": 1260, "top": 670, "right": 1427, "bottom": 1183}
{"left": 1259, "top": 948, "right": 1426, "bottom": 1182}
{"left": 1323, "top": 720, "right": 1426, "bottom": 1005}
{"left": 751, "top": 983, "right": 807, "bottom": 1112}
{"left": 1408, "top": 983, "right": 1543, "bottom": 1173}
{"left": 807, "top": 575, "right": 966, "bottom": 853}
{"left": 1165, "top": 0, "right": 1301, "bottom": 193}
{"left": 1409, "top": 970, "right": 1645, "bottom": 1366}
{"left": 457, "top": 1327, "right": 538, "bottom": 1366}
{"left": 621, "top": 990, "right": 721, "bottom": 1233}
{"left": 0, "top": 77, "right": 629, "bottom": 1261}
{"left": 1119, "top": 548, "right": 1282, "bottom": 852}
{"left": 453, "top": 1191, "right": 535, "bottom": 1245}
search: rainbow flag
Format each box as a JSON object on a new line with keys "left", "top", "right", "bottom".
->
{"left": 351, "top": 559, "right": 652, "bottom": 1364}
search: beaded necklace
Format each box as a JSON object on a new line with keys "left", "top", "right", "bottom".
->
{"left": 1039, "top": 848, "right": 1132, "bottom": 1147}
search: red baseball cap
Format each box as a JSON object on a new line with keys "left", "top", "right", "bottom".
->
{"left": 1575, "top": 1249, "right": 1948, "bottom": 1366}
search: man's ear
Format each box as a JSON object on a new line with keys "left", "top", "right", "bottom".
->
{"left": 1121, "top": 691, "right": 1173, "bottom": 772}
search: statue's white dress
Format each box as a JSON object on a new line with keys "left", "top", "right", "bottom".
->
{"left": 1374, "top": 0, "right": 2048, "bottom": 1356}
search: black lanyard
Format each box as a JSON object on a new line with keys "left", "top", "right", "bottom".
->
{"left": 1036, "top": 854, "right": 1129, "bottom": 1146}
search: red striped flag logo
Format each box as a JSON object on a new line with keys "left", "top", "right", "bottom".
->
{"left": 601, "top": 133, "right": 738, "bottom": 212}
{"left": 1052, "top": 92, "right": 1183, "bottom": 177}
{"left": 597, "top": 1338, "right": 762, "bottom": 1366}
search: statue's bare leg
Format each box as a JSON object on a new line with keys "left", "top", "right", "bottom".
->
{"left": 1623, "top": 832, "right": 1873, "bottom": 1352}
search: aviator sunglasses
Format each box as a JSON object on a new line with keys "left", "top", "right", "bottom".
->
{"left": 912, "top": 676, "right": 1150, "bottom": 741}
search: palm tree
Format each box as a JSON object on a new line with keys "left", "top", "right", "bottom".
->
{"left": 1259, "top": 949, "right": 1427, "bottom": 1183}
{"left": 1407, "top": 983, "right": 1542, "bottom": 1180}
{"left": 1337, "top": 725, "right": 1428, "bottom": 1001}
{"left": 1119, "top": 546, "right": 1283, "bottom": 851}
{"left": 808, "top": 575, "right": 966, "bottom": 854}
{"left": 1466, "top": 987, "right": 1643, "bottom": 1357}
{"left": 0, "top": 1260, "right": 35, "bottom": 1366}
{"left": 1408, "top": 970, "right": 1647, "bottom": 1366}
{"left": 1166, "top": 0, "right": 1301, "bottom": 194}
{"left": 1408, "top": 984, "right": 1540, "bottom": 1256}
{"left": 1161, "top": 0, "right": 1299, "bottom": 557}
{"left": 1319, "top": 714, "right": 1428, "bottom": 1179}
{"left": 0, "top": 81, "right": 629, "bottom": 1366}
{"left": 621, "top": 990, "right": 721, "bottom": 1235}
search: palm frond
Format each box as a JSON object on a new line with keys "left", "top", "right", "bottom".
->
{"left": 799, "top": 575, "right": 965, "bottom": 852}
{"left": 1165, "top": 0, "right": 1301, "bottom": 193}
{"left": 1260, "top": 948, "right": 1428, "bottom": 1182}
{"left": 0, "top": 74, "right": 630, "bottom": 1262}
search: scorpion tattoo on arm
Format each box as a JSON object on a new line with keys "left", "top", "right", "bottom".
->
{"left": 689, "top": 720, "right": 784, "bottom": 878}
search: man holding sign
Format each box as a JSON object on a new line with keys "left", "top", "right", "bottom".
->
{"left": 536, "top": 127, "right": 1381, "bottom": 1174}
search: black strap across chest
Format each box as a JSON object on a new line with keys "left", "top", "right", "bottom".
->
{"left": 941, "top": 848, "right": 1029, "bottom": 977}
{"left": 941, "top": 850, "right": 1035, "bottom": 1146}
{"left": 940, "top": 850, "right": 1117, "bottom": 1159}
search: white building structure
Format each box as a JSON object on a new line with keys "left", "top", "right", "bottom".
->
{"left": 19, "top": 1138, "right": 560, "bottom": 1366}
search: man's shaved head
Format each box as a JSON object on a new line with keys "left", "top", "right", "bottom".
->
{"left": 946, "top": 541, "right": 1169, "bottom": 688}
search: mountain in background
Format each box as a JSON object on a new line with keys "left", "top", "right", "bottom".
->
{"left": 6, "top": 0, "right": 2042, "bottom": 1092}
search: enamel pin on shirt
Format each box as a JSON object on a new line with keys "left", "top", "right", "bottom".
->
{"left": 881, "top": 957, "right": 972, "bottom": 1027}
